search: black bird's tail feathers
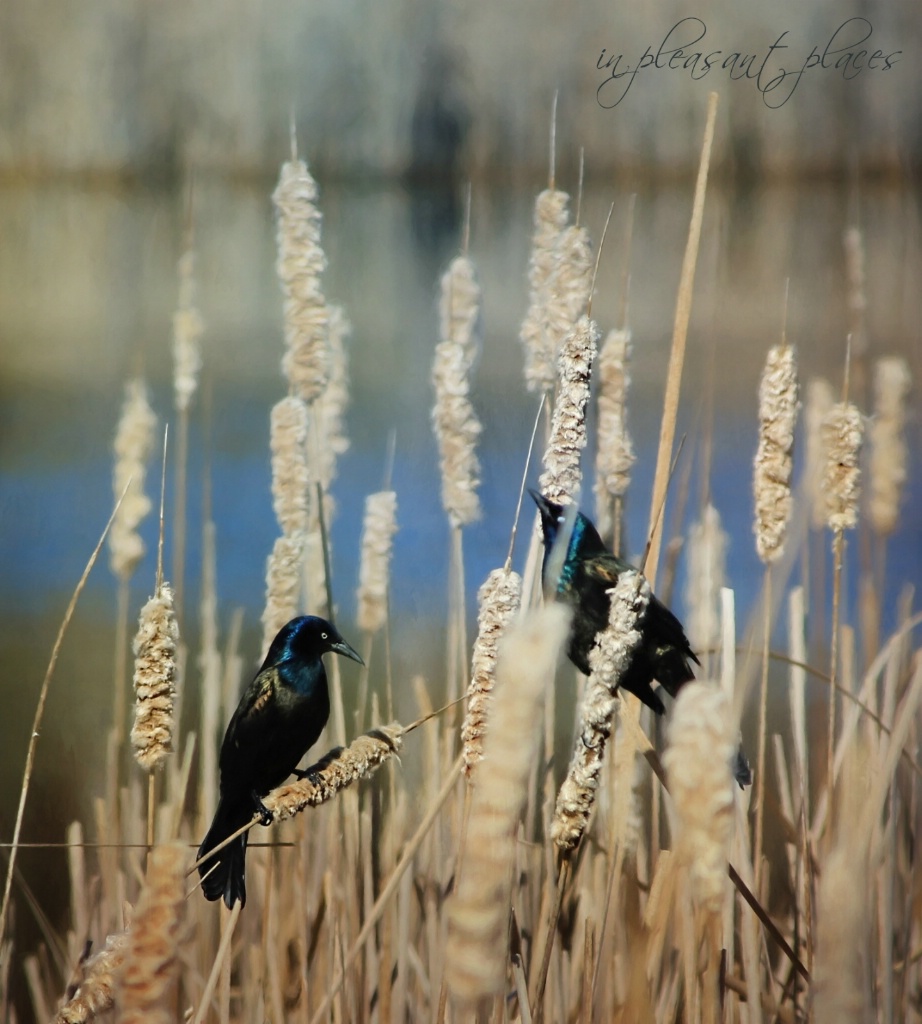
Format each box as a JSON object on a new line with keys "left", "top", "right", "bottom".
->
{"left": 198, "top": 795, "right": 251, "bottom": 909}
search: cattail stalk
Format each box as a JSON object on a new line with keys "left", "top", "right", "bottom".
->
{"left": 594, "top": 327, "right": 634, "bottom": 543}
{"left": 262, "top": 725, "right": 404, "bottom": 821}
{"left": 130, "top": 582, "right": 179, "bottom": 774}
{"left": 314, "top": 304, "right": 352, "bottom": 496}
{"left": 520, "top": 188, "right": 571, "bottom": 394}
{"left": 446, "top": 606, "right": 570, "bottom": 1011}
{"left": 116, "top": 844, "right": 185, "bottom": 1024}
{"left": 663, "top": 682, "right": 736, "bottom": 914}
{"left": 273, "top": 157, "right": 330, "bottom": 402}
{"left": 432, "top": 254, "right": 483, "bottom": 528}
{"left": 356, "top": 490, "right": 398, "bottom": 635}
{"left": 460, "top": 567, "right": 523, "bottom": 777}
{"left": 539, "top": 314, "right": 600, "bottom": 504}
{"left": 54, "top": 932, "right": 130, "bottom": 1023}
{"left": 868, "top": 356, "right": 911, "bottom": 536}
{"left": 269, "top": 395, "right": 310, "bottom": 536}
{"left": 552, "top": 572, "right": 649, "bottom": 853}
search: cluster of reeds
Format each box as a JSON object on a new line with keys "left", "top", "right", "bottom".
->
{"left": 4, "top": 103, "right": 921, "bottom": 1024}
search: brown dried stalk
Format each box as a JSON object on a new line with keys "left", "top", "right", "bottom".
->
{"left": 172, "top": 248, "right": 204, "bottom": 414}
{"left": 753, "top": 343, "right": 799, "bottom": 564}
{"left": 116, "top": 844, "right": 186, "bottom": 1024}
{"left": 270, "top": 394, "right": 310, "bottom": 536}
{"left": 594, "top": 327, "right": 634, "bottom": 536}
{"left": 552, "top": 572, "right": 649, "bottom": 853}
{"left": 432, "top": 254, "right": 483, "bottom": 528}
{"left": 821, "top": 401, "right": 864, "bottom": 531}
{"left": 520, "top": 188, "right": 570, "bottom": 393}
{"left": 460, "top": 567, "right": 523, "bottom": 777}
{"left": 130, "top": 582, "right": 179, "bottom": 772}
{"left": 538, "top": 314, "right": 600, "bottom": 504}
{"left": 109, "top": 379, "right": 157, "bottom": 582}
{"left": 356, "top": 490, "right": 398, "bottom": 634}
{"left": 273, "top": 158, "right": 330, "bottom": 402}
{"left": 663, "top": 681, "right": 737, "bottom": 913}
{"left": 868, "top": 356, "right": 911, "bottom": 536}
{"left": 262, "top": 724, "right": 403, "bottom": 821}
{"left": 446, "top": 605, "right": 571, "bottom": 1009}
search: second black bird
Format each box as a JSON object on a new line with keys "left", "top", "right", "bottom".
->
{"left": 197, "top": 615, "right": 364, "bottom": 909}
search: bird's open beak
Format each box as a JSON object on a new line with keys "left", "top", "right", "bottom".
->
{"left": 331, "top": 637, "right": 365, "bottom": 666}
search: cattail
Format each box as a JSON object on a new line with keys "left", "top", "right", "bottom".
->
{"left": 805, "top": 378, "right": 836, "bottom": 528}
{"left": 547, "top": 223, "right": 594, "bottom": 347}
{"left": 594, "top": 327, "right": 635, "bottom": 535}
{"left": 868, "top": 356, "right": 911, "bottom": 535}
{"left": 432, "top": 255, "right": 483, "bottom": 528}
{"left": 54, "top": 932, "right": 130, "bottom": 1023}
{"left": 270, "top": 395, "right": 310, "bottom": 536}
{"left": 520, "top": 188, "right": 570, "bottom": 393}
{"left": 109, "top": 379, "right": 157, "bottom": 582}
{"left": 262, "top": 725, "right": 403, "bottom": 821}
{"left": 539, "top": 314, "right": 600, "bottom": 504}
{"left": 116, "top": 844, "right": 185, "bottom": 1024}
{"left": 314, "top": 303, "right": 352, "bottom": 495}
{"left": 172, "top": 248, "right": 204, "bottom": 414}
{"left": 461, "top": 567, "right": 523, "bottom": 777}
{"left": 843, "top": 226, "right": 867, "bottom": 331}
{"left": 663, "top": 681, "right": 737, "bottom": 913}
{"left": 753, "top": 344, "right": 799, "bottom": 563}
{"left": 821, "top": 402, "right": 864, "bottom": 531}
{"left": 273, "top": 158, "right": 330, "bottom": 402}
{"left": 684, "top": 503, "right": 727, "bottom": 656}
{"left": 130, "top": 583, "right": 179, "bottom": 772}
{"left": 356, "top": 490, "right": 398, "bottom": 634}
{"left": 262, "top": 532, "right": 306, "bottom": 655}
{"left": 552, "top": 572, "right": 649, "bottom": 853}
{"left": 446, "top": 605, "right": 570, "bottom": 1008}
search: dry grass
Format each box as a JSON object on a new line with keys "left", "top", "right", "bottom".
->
{"left": 4, "top": 107, "right": 921, "bottom": 1024}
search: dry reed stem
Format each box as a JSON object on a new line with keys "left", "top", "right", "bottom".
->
{"left": 868, "top": 356, "right": 911, "bottom": 535}
{"left": 269, "top": 395, "right": 310, "bottom": 536}
{"left": 805, "top": 377, "right": 835, "bottom": 529}
{"left": 130, "top": 582, "right": 179, "bottom": 773}
{"left": 538, "top": 314, "right": 600, "bottom": 504}
{"left": 821, "top": 401, "right": 864, "bottom": 531}
{"left": 432, "top": 254, "right": 483, "bottom": 528}
{"left": 446, "top": 605, "right": 570, "bottom": 1010}
{"left": 663, "top": 682, "right": 737, "bottom": 914}
{"left": 753, "top": 343, "right": 799, "bottom": 564}
{"left": 262, "top": 725, "right": 403, "bottom": 821}
{"left": 645, "top": 91, "right": 718, "bottom": 587}
{"left": 521, "top": 188, "right": 571, "bottom": 394}
{"left": 54, "top": 931, "right": 130, "bottom": 1023}
{"left": 356, "top": 490, "right": 398, "bottom": 634}
{"left": 552, "top": 572, "right": 649, "bottom": 853}
{"left": 261, "top": 531, "right": 306, "bottom": 656}
{"left": 273, "top": 158, "right": 330, "bottom": 402}
{"left": 172, "top": 248, "right": 204, "bottom": 414}
{"left": 684, "top": 503, "right": 727, "bottom": 658}
{"left": 109, "top": 379, "right": 157, "bottom": 582}
{"left": 115, "top": 844, "right": 185, "bottom": 1024}
{"left": 594, "top": 327, "right": 634, "bottom": 537}
{"left": 461, "top": 566, "right": 523, "bottom": 777}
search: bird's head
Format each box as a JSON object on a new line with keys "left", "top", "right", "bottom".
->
{"left": 266, "top": 616, "right": 365, "bottom": 669}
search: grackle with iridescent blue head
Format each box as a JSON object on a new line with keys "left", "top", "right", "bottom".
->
{"left": 197, "top": 615, "right": 364, "bottom": 909}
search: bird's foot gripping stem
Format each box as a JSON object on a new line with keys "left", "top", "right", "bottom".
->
{"left": 292, "top": 766, "right": 324, "bottom": 787}
{"left": 252, "top": 792, "right": 274, "bottom": 826}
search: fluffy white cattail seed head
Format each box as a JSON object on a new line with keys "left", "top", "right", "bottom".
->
{"left": 356, "top": 490, "right": 398, "bottom": 634}
{"left": 663, "top": 681, "right": 737, "bottom": 914}
{"left": 821, "top": 401, "right": 864, "bottom": 532}
{"left": 262, "top": 532, "right": 305, "bottom": 656}
{"left": 594, "top": 327, "right": 634, "bottom": 535}
{"left": 270, "top": 395, "right": 310, "bottom": 536}
{"left": 131, "top": 583, "right": 179, "bottom": 772}
{"left": 172, "top": 249, "right": 204, "bottom": 414}
{"left": 868, "top": 356, "right": 911, "bottom": 536}
{"left": 684, "top": 503, "right": 727, "bottom": 656}
{"left": 753, "top": 344, "right": 799, "bottom": 563}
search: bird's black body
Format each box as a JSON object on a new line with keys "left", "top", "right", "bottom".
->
{"left": 198, "top": 616, "right": 364, "bottom": 909}
{"left": 531, "top": 490, "right": 698, "bottom": 715}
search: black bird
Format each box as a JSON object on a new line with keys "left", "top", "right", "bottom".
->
{"left": 531, "top": 491, "right": 752, "bottom": 787}
{"left": 197, "top": 615, "right": 364, "bottom": 909}
{"left": 531, "top": 490, "right": 699, "bottom": 715}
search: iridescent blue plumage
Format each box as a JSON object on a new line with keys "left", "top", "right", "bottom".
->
{"left": 198, "top": 615, "right": 364, "bottom": 909}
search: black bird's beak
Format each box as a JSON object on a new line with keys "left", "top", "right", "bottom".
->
{"left": 528, "top": 488, "right": 555, "bottom": 526}
{"left": 330, "top": 637, "right": 365, "bottom": 666}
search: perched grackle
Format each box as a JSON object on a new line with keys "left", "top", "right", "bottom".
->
{"left": 197, "top": 615, "right": 364, "bottom": 909}
{"left": 531, "top": 491, "right": 751, "bottom": 787}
